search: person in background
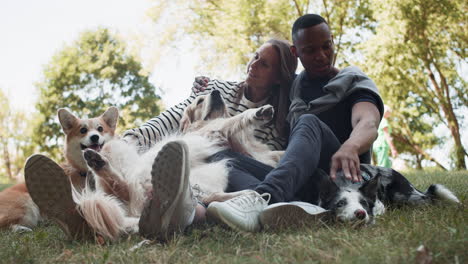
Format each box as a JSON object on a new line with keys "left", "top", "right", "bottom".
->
{"left": 373, "top": 105, "right": 398, "bottom": 168}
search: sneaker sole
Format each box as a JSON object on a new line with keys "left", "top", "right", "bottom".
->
{"left": 24, "top": 154, "right": 93, "bottom": 240}
{"left": 138, "top": 141, "right": 190, "bottom": 241}
{"left": 259, "top": 204, "right": 330, "bottom": 231}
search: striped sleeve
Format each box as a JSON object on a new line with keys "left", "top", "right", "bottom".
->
{"left": 122, "top": 88, "right": 212, "bottom": 150}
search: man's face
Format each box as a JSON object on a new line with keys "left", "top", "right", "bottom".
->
{"left": 292, "top": 23, "right": 334, "bottom": 78}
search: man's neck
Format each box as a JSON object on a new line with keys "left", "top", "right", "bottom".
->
{"left": 306, "top": 67, "right": 340, "bottom": 81}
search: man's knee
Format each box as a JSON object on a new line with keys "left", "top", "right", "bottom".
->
{"left": 297, "top": 114, "right": 321, "bottom": 125}
{"left": 292, "top": 114, "right": 324, "bottom": 132}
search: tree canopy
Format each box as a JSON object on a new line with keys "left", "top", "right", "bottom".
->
{"left": 33, "top": 28, "right": 162, "bottom": 160}
{"left": 359, "top": 0, "right": 467, "bottom": 169}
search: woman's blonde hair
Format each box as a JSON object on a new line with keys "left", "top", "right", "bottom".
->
{"left": 265, "top": 38, "right": 298, "bottom": 137}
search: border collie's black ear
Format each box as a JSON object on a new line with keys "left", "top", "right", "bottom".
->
{"left": 58, "top": 108, "right": 78, "bottom": 135}
{"left": 359, "top": 174, "right": 380, "bottom": 200}
{"left": 318, "top": 169, "right": 339, "bottom": 201}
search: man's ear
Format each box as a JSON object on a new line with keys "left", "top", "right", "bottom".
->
{"left": 101, "top": 107, "right": 119, "bottom": 131}
{"left": 58, "top": 108, "right": 78, "bottom": 135}
{"left": 290, "top": 45, "right": 298, "bottom": 58}
{"left": 180, "top": 106, "right": 195, "bottom": 133}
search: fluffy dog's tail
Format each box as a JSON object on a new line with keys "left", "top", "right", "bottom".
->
{"left": 425, "top": 184, "right": 460, "bottom": 204}
{"left": 72, "top": 186, "right": 127, "bottom": 241}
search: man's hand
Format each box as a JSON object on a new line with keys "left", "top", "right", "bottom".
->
{"left": 330, "top": 101, "right": 380, "bottom": 183}
{"left": 330, "top": 143, "right": 362, "bottom": 182}
{"left": 192, "top": 76, "right": 210, "bottom": 93}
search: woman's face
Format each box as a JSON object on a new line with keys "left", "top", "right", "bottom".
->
{"left": 245, "top": 43, "right": 281, "bottom": 91}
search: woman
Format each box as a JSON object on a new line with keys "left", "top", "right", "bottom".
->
{"left": 24, "top": 38, "right": 298, "bottom": 241}
{"left": 123, "top": 38, "right": 297, "bottom": 152}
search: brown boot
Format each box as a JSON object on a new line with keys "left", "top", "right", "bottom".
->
{"left": 25, "top": 154, "right": 94, "bottom": 241}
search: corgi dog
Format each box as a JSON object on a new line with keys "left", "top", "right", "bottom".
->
{"left": 75, "top": 90, "right": 282, "bottom": 240}
{"left": 0, "top": 107, "right": 118, "bottom": 231}
{"left": 315, "top": 165, "right": 460, "bottom": 225}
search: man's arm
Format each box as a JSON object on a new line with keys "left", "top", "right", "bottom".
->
{"left": 330, "top": 101, "right": 380, "bottom": 182}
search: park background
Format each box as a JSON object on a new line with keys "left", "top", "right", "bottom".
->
{"left": 0, "top": 1, "right": 466, "bottom": 263}
{"left": 0, "top": 0, "right": 466, "bottom": 179}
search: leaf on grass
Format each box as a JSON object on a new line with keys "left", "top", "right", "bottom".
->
{"left": 415, "top": 245, "right": 432, "bottom": 264}
{"left": 130, "top": 239, "right": 151, "bottom": 252}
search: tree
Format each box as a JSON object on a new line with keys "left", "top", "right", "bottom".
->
{"left": 34, "top": 28, "right": 162, "bottom": 160}
{"left": 147, "top": 0, "right": 374, "bottom": 71}
{"left": 359, "top": 0, "right": 467, "bottom": 169}
{"left": 0, "top": 90, "right": 36, "bottom": 182}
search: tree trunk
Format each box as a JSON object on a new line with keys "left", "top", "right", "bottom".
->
{"left": 425, "top": 63, "right": 467, "bottom": 169}
{"left": 394, "top": 134, "right": 447, "bottom": 171}
{"left": 1, "top": 138, "right": 13, "bottom": 180}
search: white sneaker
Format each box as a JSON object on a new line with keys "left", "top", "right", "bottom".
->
{"left": 259, "top": 201, "right": 330, "bottom": 230}
{"left": 207, "top": 191, "right": 270, "bottom": 232}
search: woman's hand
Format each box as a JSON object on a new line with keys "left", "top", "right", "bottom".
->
{"left": 192, "top": 76, "right": 210, "bottom": 93}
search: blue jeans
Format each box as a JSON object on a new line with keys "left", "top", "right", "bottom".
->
{"left": 209, "top": 114, "right": 369, "bottom": 204}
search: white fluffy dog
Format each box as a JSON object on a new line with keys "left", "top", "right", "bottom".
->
{"left": 74, "top": 90, "right": 282, "bottom": 240}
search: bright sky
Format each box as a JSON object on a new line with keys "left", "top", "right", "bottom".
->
{"left": 0, "top": 0, "right": 196, "bottom": 111}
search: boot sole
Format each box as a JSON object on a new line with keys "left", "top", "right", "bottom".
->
{"left": 259, "top": 203, "right": 330, "bottom": 231}
{"left": 25, "top": 154, "right": 93, "bottom": 240}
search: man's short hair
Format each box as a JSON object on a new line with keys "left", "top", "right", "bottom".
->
{"left": 292, "top": 14, "right": 328, "bottom": 42}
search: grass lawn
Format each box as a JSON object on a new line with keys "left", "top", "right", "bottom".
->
{"left": 0, "top": 170, "right": 466, "bottom": 264}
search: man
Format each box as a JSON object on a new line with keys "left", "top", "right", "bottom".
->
{"left": 139, "top": 14, "right": 384, "bottom": 236}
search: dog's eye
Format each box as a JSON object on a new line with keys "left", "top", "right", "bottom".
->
{"left": 336, "top": 200, "right": 347, "bottom": 207}
{"left": 80, "top": 127, "right": 88, "bottom": 134}
{"left": 196, "top": 98, "right": 204, "bottom": 105}
{"left": 360, "top": 199, "right": 368, "bottom": 207}
{"left": 97, "top": 126, "right": 103, "bottom": 132}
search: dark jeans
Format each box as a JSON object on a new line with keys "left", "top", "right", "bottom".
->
{"left": 209, "top": 114, "right": 346, "bottom": 204}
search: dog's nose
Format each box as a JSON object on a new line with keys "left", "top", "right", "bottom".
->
{"left": 211, "top": 90, "right": 220, "bottom": 96}
{"left": 90, "top": 135, "right": 99, "bottom": 143}
{"left": 354, "top": 209, "right": 366, "bottom": 220}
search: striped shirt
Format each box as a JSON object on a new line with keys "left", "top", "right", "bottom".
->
{"left": 122, "top": 79, "right": 287, "bottom": 151}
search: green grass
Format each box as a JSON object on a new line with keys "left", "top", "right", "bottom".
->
{"left": 0, "top": 170, "right": 466, "bottom": 264}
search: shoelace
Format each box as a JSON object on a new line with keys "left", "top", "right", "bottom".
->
{"left": 228, "top": 191, "right": 271, "bottom": 209}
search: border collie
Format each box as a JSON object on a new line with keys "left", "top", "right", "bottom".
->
{"left": 316, "top": 164, "right": 460, "bottom": 224}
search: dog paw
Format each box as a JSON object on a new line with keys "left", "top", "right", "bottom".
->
{"left": 83, "top": 149, "right": 108, "bottom": 170}
{"left": 255, "top": 105, "right": 274, "bottom": 121}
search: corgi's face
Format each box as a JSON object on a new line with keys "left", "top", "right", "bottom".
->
{"left": 180, "top": 90, "right": 229, "bottom": 132}
{"left": 58, "top": 107, "right": 119, "bottom": 154}
{"left": 319, "top": 173, "right": 380, "bottom": 225}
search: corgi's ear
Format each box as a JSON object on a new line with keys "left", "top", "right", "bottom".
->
{"left": 180, "top": 105, "right": 195, "bottom": 133}
{"left": 359, "top": 174, "right": 380, "bottom": 200}
{"left": 58, "top": 108, "right": 78, "bottom": 135}
{"left": 101, "top": 107, "right": 119, "bottom": 130}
